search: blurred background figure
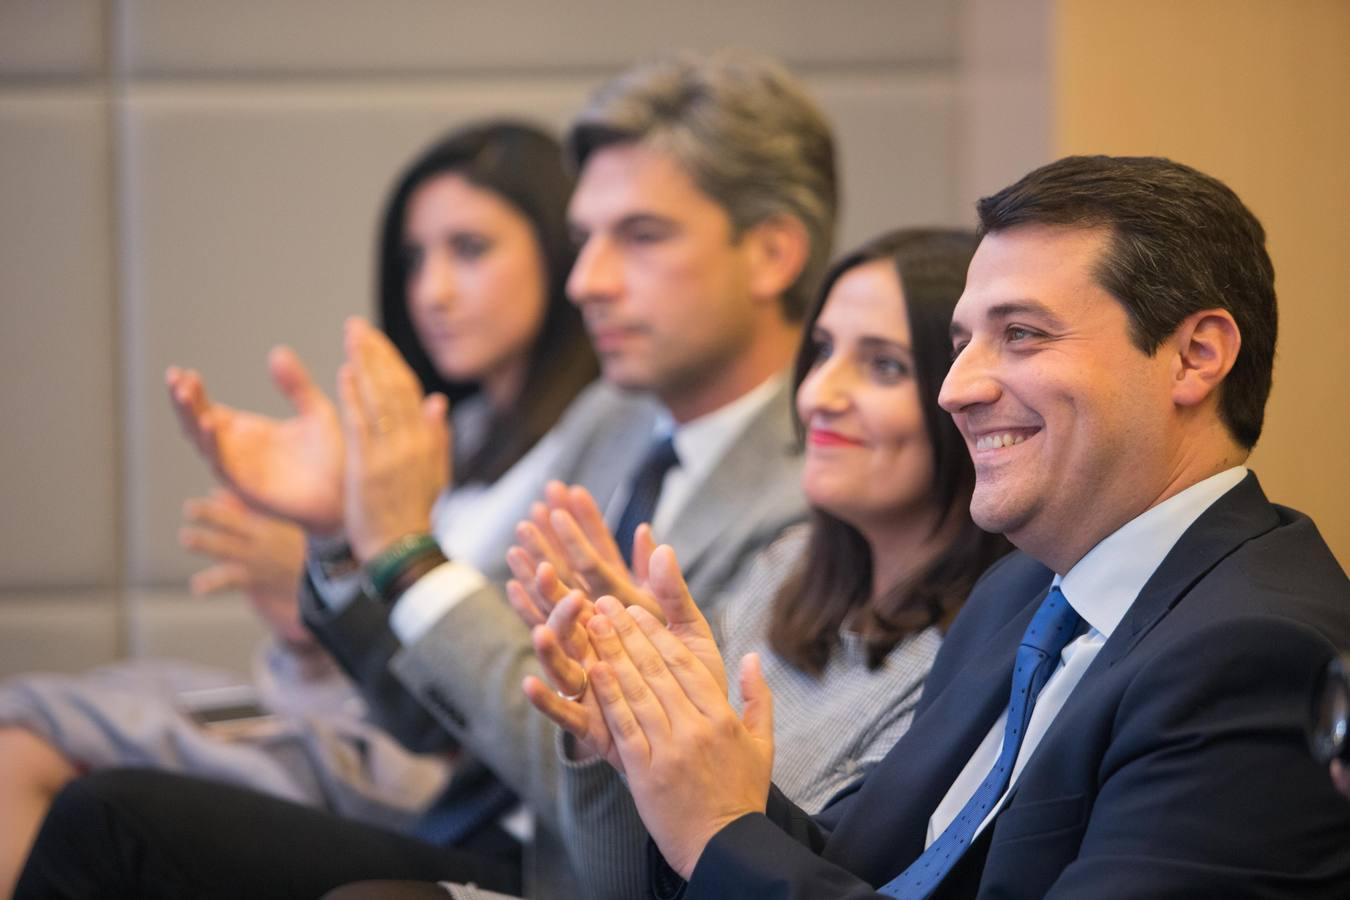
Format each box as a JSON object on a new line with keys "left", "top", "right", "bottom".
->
{"left": 0, "top": 119, "right": 597, "bottom": 897}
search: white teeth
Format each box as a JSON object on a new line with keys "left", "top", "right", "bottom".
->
{"left": 975, "top": 432, "right": 1028, "bottom": 451}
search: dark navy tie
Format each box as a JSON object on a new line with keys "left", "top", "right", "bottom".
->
{"left": 881, "top": 586, "right": 1081, "bottom": 898}
{"left": 615, "top": 434, "right": 679, "bottom": 566}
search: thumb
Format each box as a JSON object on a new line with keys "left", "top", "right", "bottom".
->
{"left": 268, "top": 346, "right": 325, "bottom": 415}
{"left": 739, "top": 653, "right": 774, "bottom": 746}
{"left": 648, "top": 545, "right": 705, "bottom": 632}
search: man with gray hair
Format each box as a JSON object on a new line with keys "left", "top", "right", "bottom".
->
{"left": 16, "top": 50, "right": 838, "bottom": 900}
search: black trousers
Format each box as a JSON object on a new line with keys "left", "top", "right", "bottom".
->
{"left": 14, "top": 768, "right": 522, "bottom": 900}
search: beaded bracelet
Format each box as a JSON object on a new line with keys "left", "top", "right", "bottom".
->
{"left": 363, "top": 533, "right": 442, "bottom": 601}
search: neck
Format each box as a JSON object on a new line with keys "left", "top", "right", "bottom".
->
{"left": 859, "top": 502, "right": 954, "bottom": 604}
{"left": 662, "top": 314, "right": 800, "bottom": 424}
{"left": 480, "top": 356, "right": 528, "bottom": 414}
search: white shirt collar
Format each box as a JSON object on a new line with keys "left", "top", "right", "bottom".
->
{"left": 1056, "top": 466, "right": 1248, "bottom": 638}
{"left": 655, "top": 373, "right": 785, "bottom": 485}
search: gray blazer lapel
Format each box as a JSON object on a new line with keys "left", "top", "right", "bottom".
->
{"left": 661, "top": 377, "right": 804, "bottom": 588}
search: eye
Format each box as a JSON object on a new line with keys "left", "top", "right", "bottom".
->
{"left": 869, "top": 354, "right": 910, "bottom": 384}
{"left": 950, "top": 339, "right": 969, "bottom": 361}
{"left": 450, "top": 233, "right": 492, "bottom": 261}
{"left": 1005, "top": 324, "right": 1038, "bottom": 342}
{"left": 618, "top": 221, "right": 675, "bottom": 246}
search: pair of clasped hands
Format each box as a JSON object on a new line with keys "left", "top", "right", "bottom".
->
{"left": 501, "top": 482, "right": 777, "bottom": 879}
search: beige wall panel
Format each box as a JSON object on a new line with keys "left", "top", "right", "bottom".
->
{"left": 957, "top": 0, "right": 1053, "bottom": 206}
{"left": 1056, "top": 0, "right": 1350, "bottom": 565}
{"left": 119, "top": 81, "right": 594, "bottom": 585}
{"left": 0, "top": 592, "right": 120, "bottom": 678}
{"left": 0, "top": 0, "right": 104, "bottom": 77}
{"left": 813, "top": 74, "right": 963, "bottom": 245}
{"left": 126, "top": 589, "right": 267, "bottom": 676}
{"left": 118, "top": 0, "right": 955, "bottom": 76}
{"left": 0, "top": 94, "right": 118, "bottom": 586}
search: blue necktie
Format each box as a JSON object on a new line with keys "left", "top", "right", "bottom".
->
{"left": 615, "top": 434, "right": 679, "bottom": 566}
{"left": 881, "top": 586, "right": 1081, "bottom": 899}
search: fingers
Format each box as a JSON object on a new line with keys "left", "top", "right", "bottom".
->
{"left": 506, "top": 579, "right": 548, "bottom": 628}
{"left": 738, "top": 653, "right": 775, "bottom": 744}
{"left": 586, "top": 661, "right": 649, "bottom": 769}
{"left": 189, "top": 562, "right": 248, "bottom": 596}
{"left": 589, "top": 598, "right": 699, "bottom": 734}
{"left": 550, "top": 507, "right": 616, "bottom": 590}
{"left": 179, "top": 522, "right": 248, "bottom": 563}
{"left": 336, "top": 363, "right": 371, "bottom": 461}
{"left": 632, "top": 524, "right": 657, "bottom": 584}
{"left": 647, "top": 545, "right": 708, "bottom": 634}
{"left": 565, "top": 485, "right": 626, "bottom": 568}
{"left": 531, "top": 623, "right": 588, "bottom": 699}
{"left": 624, "top": 604, "right": 728, "bottom": 717}
{"left": 267, "top": 346, "right": 325, "bottom": 417}
{"left": 548, "top": 590, "right": 596, "bottom": 663}
{"left": 345, "top": 318, "right": 421, "bottom": 428}
{"left": 522, "top": 674, "right": 593, "bottom": 742}
{"left": 165, "top": 367, "right": 218, "bottom": 459}
{"left": 182, "top": 494, "right": 252, "bottom": 541}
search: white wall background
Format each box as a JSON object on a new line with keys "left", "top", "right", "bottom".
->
{"left": 0, "top": 0, "right": 1051, "bottom": 677}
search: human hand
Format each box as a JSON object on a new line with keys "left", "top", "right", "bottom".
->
{"left": 337, "top": 317, "right": 450, "bottom": 562}
{"left": 165, "top": 348, "right": 344, "bottom": 534}
{"left": 585, "top": 596, "right": 774, "bottom": 879}
{"left": 179, "top": 488, "right": 311, "bottom": 647}
{"left": 522, "top": 542, "right": 729, "bottom": 763}
{"left": 509, "top": 481, "right": 662, "bottom": 621}
{"left": 520, "top": 590, "right": 623, "bottom": 768}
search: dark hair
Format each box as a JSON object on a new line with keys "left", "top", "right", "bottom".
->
{"left": 770, "top": 229, "right": 1011, "bottom": 675}
{"left": 976, "top": 155, "right": 1277, "bottom": 449}
{"left": 565, "top": 50, "right": 838, "bottom": 320}
{"left": 377, "top": 121, "right": 598, "bottom": 483}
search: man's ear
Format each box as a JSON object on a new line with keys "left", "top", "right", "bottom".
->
{"left": 1169, "top": 308, "right": 1242, "bottom": 409}
{"left": 742, "top": 214, "right": 810, "bottom": 307}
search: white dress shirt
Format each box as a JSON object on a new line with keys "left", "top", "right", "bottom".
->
{"left": 391, "top": 373, "right": 785, "bottom": 646}
{"left": 925, "top": 466, "right": 1249, "bottom": 846}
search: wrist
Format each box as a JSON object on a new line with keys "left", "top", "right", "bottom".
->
{"left": 362, "top": 532, "right": 447, "bottom": 605}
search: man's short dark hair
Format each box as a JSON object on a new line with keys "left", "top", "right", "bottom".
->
{"left": 976, "top": 155, "right": 1277, "bottom": 449}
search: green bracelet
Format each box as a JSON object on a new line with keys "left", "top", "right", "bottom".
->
{"left": 364, "top": 533, "right": 442, "bottom": 599}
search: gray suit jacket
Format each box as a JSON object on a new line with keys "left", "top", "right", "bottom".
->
{"left": 304, "top": 377, "right": 807, "bottom": 898}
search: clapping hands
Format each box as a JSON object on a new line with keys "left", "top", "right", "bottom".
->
{"left": 168, "top": 318, "right": 450, "bottom": 563}
{"left": 520, "top": 538, "right": 773, "bottom": 879}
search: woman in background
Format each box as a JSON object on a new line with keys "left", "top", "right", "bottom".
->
{"left": 0, "top": 120, "right": 596, "bottom": 898}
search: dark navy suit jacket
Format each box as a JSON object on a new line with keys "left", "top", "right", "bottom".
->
{"left": 682, "top": 474, "right": 1350, "bottom": 899}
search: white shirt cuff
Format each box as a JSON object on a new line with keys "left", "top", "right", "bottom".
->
{"left": 388, "top": 561, "right": 489, "bottom": 646}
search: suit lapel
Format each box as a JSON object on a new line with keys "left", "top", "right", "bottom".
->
{"left": 824, "top": 572, "right": 1053, "bottom": 879}
{"left": 660, "top": 377, "right": 800, "bottom": 579}
{"left": 1094, "top": 472, "right": 1281, "bottom": 669}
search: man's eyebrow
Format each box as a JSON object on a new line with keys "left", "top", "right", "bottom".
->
{"left": 949, "top": 299, "right": 1066, "bottom": 340}
{"left": 985, "top": 300, "right": 1067, "bottom": 329}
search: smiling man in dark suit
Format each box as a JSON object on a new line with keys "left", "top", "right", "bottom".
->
{"left": 544, "top": 155, "right": 1350, "bottom": 899}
